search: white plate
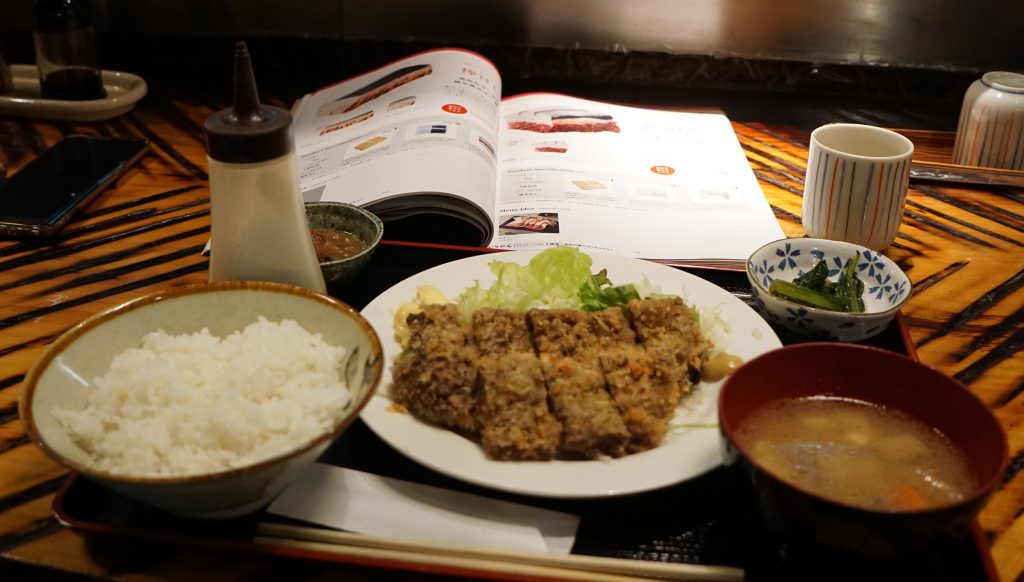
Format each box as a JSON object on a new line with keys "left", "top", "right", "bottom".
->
{"left": 0, "top": 65, "right": 147, "bottom": 122}
{"left": 360, "top": 250, "right": 782, "bottom": 498}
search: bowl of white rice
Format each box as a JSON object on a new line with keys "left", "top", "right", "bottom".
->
{"left": 20, "top": 281, "right": 382, "bottom": 519}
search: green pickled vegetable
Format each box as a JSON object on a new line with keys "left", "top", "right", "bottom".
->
{"left": 841, "top": 256, "right": 864, "bottom": 312}
{"left": 768, "top": 279, "right": 844, "bottom": 310}
{"left": 768, "top": 255, "right": 865, "bottom": 313}
{"left": 793, "top": 260, "right": 829, "bottom": 289}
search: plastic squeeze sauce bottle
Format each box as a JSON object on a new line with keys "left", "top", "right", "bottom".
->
{"left": 204, "top": 41, "right": 326, "bottom": 293}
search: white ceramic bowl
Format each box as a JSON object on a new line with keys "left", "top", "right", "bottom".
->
{"left": 20, "top": 281, "right": 382, "bottom": 519}
{"left": 746, "top": 238, "right": 912, "bottom": 341}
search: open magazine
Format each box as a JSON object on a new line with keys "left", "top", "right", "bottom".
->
{"left": 292, "top": 48, "right": 784, "bottom": 265}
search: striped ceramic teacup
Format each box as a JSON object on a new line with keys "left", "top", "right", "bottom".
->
{"left": 801, "top": 123, "right": 913, "bottom": 251}
{"left": 952, "top": 71, "right": 1024, "bottom": 171}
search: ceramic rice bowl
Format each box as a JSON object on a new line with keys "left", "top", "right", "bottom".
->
{"left": 20, "top": 281, "right": 382, "bottom": 519}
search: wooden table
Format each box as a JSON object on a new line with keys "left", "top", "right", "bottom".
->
{"left": 1, "top": 92, "right": 1022, "bottom": 581}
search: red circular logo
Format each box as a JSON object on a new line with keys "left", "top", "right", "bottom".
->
{"left": 442, "top": 104, "right": 468, "bottom": 114}
{"left": 650, "top": 165, "right": 675, "bottom": 175}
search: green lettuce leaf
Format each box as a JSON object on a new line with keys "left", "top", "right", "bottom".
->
{"left": 456, "top": 247, "right": 636, "bottom": 318}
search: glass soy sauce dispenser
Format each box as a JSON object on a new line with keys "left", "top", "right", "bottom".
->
{"left": 32, "top": 0, "right": 107, "bottom": 101}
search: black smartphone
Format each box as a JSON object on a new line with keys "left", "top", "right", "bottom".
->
{"left": 0, "top": 134, "right": 148, "bottom": 239}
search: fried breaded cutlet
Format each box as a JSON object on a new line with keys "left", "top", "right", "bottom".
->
{"left": 585, "top": 307, "right": 637, "bottom": 347}
{"left": 472, "top": 309, "right": 561, "bottom": 460}
{"left": 476, "top": 354, "right": 562, "bottom": 460}
{"left": 526, "top": 308, "right": 635, "bottom": 366}
{"left": 540, "top": 354, "right": 629, "bottom": 458}
{"left": 529, "top": 306, "right": 678, "bottom": 454}
{"left": 599, "top": 345, "right": 681, "bottom": 452}
{"left": 627, "top": 297, "right": 711, "bottom": 395}
{"left": 472, "top": 308, "right": 533, "bottom": 356}
{"left": 528, "top": 308, "right": 630, "bottom": 457}
{"left": 586, "top": 308, "right": 677, "bottom": 452}
{"left": 532, "top": 307, "right": 675, "bottom": 452}
{"left": 392, "top": 296, "right": 712, "bottom": 460}
{"left": 525, "top": 309, "right": 585, "bottom": 359}
{"left": 391, "top": 304, "right": 480, "bottom": 433}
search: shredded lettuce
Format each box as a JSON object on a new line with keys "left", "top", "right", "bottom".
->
{"left": 697, "top": 303, "right": 731, "bottom": 358}
{"left": 456, "top": 247, "right": 639, "bottom": 318}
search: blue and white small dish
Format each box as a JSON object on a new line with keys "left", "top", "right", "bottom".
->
{"left": 746, "top": 238, "right": 912, "bottom": 342}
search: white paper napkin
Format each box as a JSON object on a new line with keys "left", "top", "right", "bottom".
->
{"left": 266, "top": 464, "right": 579, "bottom": 554}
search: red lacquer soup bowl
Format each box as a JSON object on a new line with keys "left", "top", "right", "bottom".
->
{"left": 718, "top": 343, "right": 1007, "bottom": 556}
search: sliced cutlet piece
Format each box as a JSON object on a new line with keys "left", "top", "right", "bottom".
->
{"left": 540, "top": 353, "right": 628, "bottom": 459}
{"left": 530, "top": 307, "right": 641, "bottom": 456}
{"left": 584, "top": 307, "right": 677, "bottom": 451}
{"left": 472, "top": 309, "right": 561, "bottom": 460}
{"left": 628, "top": 296, "right": 701, "bottom": 344}
{"left": 528, "top": 307, "right": 635, "bottom": 357}
{"left": 627, "top": 297, "right": 711, "bottom": 395}
{"left": 472, "top": 308, "right": 532, "bottom": 356}
{"left": 526, "top": 309, "right": 585, "bottom": 359}
{"left": 476, "top": 353, "right": 562, "bottom": 460}
{"left": 599, "top": 344, "right": 680, "bottom": 452}
{"left": 391, "top": 304, "right": 480, "bottom": 433}
{"left": 584, "top": 307, "right": 637, "bottom": 348}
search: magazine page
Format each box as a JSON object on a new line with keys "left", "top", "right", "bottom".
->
{"left": 292, "top": 48, "right": 503, "bottom": 242}
{"left": 491, "top": 94, "right": 785, "bottom": 264}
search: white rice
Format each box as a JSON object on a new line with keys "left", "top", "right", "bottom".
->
{"left": 53, "top": 317, "right": 350, "bottom": 478}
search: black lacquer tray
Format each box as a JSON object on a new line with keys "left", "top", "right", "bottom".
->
{"left": 53, "top": 241, "right": 998, "bottom": 582}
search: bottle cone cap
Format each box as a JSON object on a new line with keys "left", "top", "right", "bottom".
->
{"left": 204, "top": 42, "right": 292, "bottom": 163}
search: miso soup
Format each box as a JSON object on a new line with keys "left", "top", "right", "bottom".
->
{"left": 735, "top": 397, "right": 976, "bottom": 511}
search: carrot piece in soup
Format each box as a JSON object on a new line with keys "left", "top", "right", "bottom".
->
{"left": 889, "top": 485, "right": 928, "bottom": 510}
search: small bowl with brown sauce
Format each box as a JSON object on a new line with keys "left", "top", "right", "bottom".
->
{"left": 305, "top": 202, "right": 383, "bottom": 290}
{"left": 719, "top": 343, "right": 1007, "bottom": 557}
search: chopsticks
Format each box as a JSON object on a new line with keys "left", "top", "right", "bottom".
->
{"left": 255, "top": 522, "right": 745, "bottom": 581}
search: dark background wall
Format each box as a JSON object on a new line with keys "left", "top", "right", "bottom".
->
{"left": 0, "top": 0, "right": 1019, "bottom": 132}
{"left": 1, "top": 0, "right": 1021, "bottom": 72}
